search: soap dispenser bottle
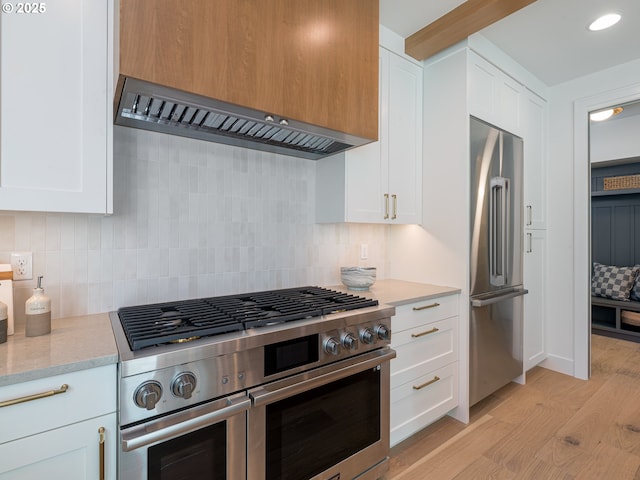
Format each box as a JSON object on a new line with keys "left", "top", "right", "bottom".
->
{"left": 0, "top": 300, "right": 7, "bottom": 343}
{"left": 25, "top": 276, "right": 51, "bottom": 337}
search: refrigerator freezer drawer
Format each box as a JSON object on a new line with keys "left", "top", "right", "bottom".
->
{"left": 469, "top": 293, "right": 524, "bottom": 406}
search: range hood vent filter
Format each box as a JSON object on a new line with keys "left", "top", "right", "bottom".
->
{"left": 115, "top": 78, "right": 371, "bottom": 160}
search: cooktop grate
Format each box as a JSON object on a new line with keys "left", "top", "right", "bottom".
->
{"left": 118, "top": 286, "right": 378, "bottom": 351}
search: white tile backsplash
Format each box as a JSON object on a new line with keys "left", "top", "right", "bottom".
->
{"left": 0, "top": 127, "right": 389, "bottom": 327}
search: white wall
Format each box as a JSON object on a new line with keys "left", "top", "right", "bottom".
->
{"left": 591, "top": 112, "right": 640, "bottom": 163}
{"left": 0, "top": 127, "right": 389, "bottom": 329}
{"left": 546, "top": 58, "right": 640, "bottom": 377}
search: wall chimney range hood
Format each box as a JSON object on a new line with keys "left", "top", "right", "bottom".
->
{"left": 115, "top": 77, "right": 372, "bottom": 160}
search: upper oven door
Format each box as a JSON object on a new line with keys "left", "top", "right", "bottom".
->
{"left": 119, "top": 392, "right": 250, "bottom": 480}
{"left": 248, "top": 348, "right": 395, "bottom": 480}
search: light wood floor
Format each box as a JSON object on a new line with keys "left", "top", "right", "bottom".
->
{"left": 386, "top": 334, "right": 640, "bottom": 480}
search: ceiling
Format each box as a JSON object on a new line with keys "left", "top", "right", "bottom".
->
{"left": 379, "top": 0, "right": 640, "bottom": 87}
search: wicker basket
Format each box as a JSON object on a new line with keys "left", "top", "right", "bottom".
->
{"left": 603, "top": 174, "right": 640, "bottom": 191}
{"left": 621, "top": 310, "right": 640, "bottom": 326}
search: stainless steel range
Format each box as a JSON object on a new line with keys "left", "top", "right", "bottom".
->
{"left": 109, "top": 286, "right": 396, "bottom": 480}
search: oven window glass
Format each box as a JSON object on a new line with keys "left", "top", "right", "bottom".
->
{"left": 265, "top": 367, "right": 381, "bottom": 480}
{"left": 148, "top": 422, "right": 226, "bottom": 479}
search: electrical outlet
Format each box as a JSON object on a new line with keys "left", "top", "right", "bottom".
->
{"left": 11, "top": 252, "right": 32, "bottom": 280}
{"left": 360, "top": 244, "right": 369, "bottom": 260}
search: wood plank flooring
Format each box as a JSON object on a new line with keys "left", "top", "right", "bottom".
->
{"left": 385, "top": 334, "right": 640, "bottom": 479}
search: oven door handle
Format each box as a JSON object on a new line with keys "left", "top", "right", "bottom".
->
{"left": 121, "top": 393, "right": 251, "bottom": 452}
{"left": 250, "top": 348, "right": 396, "bottom": 406}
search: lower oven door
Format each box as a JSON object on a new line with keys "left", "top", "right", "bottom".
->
{"left": 248, "top": 347, "right": 396, "bottom": 480}
{"left": 118, "top": 391, "right": 250, "bottom": 480}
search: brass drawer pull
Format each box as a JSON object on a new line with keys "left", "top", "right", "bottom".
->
{"left": 413, "top": 376, "right": 441, "bottom": 390}
{"left": 413, "top": 302, "right": 440, "bottom": 311}
{"left": 411, "top": 327, "right": 439, "bottom": 338}
{"left": 384, "top": 193, "right": 390, "bottom": 219}
{"left": 392, "top": 194, "right": 397, "bottom": 220}
{"left": 99, "top": 427, "right": 106, "bottom": 480}
{"left": 0, "top": 384, "right": 69, "bottom": 408}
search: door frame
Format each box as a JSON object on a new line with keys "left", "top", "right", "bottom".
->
{"left": 573, "top": 83, "right": 640, "bottom": 379}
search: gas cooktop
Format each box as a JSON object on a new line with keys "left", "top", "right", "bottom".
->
{"left": 117, "top": 286, "right": 378, "bottom": 351}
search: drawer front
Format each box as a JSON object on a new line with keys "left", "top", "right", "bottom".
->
{"left": 0, "top": 364, "right": 116, "bottom": 444}
{"left": 390, "top": 316, "right": 458, "bottom": 389}
{"left": 390, "top": 362, "right": 459, "bottom": 446}
{"left": 393, "top": 294, "right": 459, "bottom": 333}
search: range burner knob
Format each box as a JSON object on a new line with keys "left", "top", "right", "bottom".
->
{"left": 134, "top": 381, "right": 163, "bottom": 410}
{"left": 323, "top": 337, "right": 341, "bottom": 355}
{"left": 360, "top": 327, "right": 375, "bottom": 344}
{"left": 172, "top": 372, "right": 197, "bottom": 400}
{"left": 375, "top": 324, "right": 391, "bottom": 341}
{"left": 341, "top": 332, "right": 358, "bottom": 350}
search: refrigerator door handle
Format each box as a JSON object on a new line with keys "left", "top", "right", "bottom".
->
{"left": 489, "top": 176, "right": 509, "bottom": 287}
{"left": 471, "top": 288, "right": 528, "bottom": 308}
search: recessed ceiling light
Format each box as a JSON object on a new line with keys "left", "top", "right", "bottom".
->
{"left": 588, "top": 13, "right": 621, "bottom": 31}
{"left": 590, "top": 107, "right": 624, "bottom": 122}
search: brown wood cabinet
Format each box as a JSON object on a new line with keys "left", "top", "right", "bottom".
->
{"left": 119, "top": 0, "right": 379, "bottom": 141}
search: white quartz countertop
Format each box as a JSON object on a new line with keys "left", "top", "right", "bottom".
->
{"left": 0, "top": 280, "right": 459, "bottom": 388}
{"left": 0, "top": 313, "right": 117, "bottom": 387}
{"left": 330, "top": 279, "right": 460, "bottom": 307}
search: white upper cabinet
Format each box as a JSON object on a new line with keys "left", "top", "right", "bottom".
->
{"left": 522, "top": 90, "right": 547, "bottom": 229}
{"left": 0, "top": 0, "right": 113, "bottom": 214}
{"left": 316, "top": 47, "right": 423, "bottom": 224}
{"left": 385, "top": 51, "right": 423, "bottom": 224}
{"left": 468, "top": 51, "right": 523, "bottom": 136}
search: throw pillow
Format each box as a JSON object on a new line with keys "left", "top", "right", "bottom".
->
{"left": 592, "top": 263, "right": 639, "bottom": 301}
{"left": 631, "top": 264, "right": 640, "bottom": 301}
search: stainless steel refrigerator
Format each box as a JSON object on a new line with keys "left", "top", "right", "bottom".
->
{"left": 469, "top": 116, "right": 527, "bottom": 406}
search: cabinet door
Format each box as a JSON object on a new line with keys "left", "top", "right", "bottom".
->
{"left": 468, "top": 52, "right": 522, "bottom": 136}
{"left": 386, "top": 50, "right": 423, "bottom": 224}
{"left": 344, "top": 49, "right": 386, "bottom": 223}
{"left": 0, "top": 413, "right": 116, "bottom": 480}
{"left": 0, "top": 0, "right": 113, "bottom": 214}
{"left": 317, "top": 47, "right": 423, "bottom": 224}
{"left": 523, "top": 90, "right": 547, "bottom": 229}
{"left": 524, "top": 229, "right": 546, "bottom": 370}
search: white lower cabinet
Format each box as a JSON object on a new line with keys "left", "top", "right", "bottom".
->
{"left": 0, "top": 413, "right": 116, "bottom": 480}
{"left": 390, "top": 294, "right": 459, "bottom": 446}
{"left": 524, "top": 229, "right": 547, "bottom": 371}
{"left": 0, "top": 365, "right": 116, "bottom": 479}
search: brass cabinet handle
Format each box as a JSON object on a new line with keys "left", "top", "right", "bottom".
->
{"left": 384, "top": 193, "right": 390, "bottom": 219}
{"left": 412, "top": 302, "right": 440, "bottom": 311}
{"left": 413, "top": 376, "right": 441, "bottom": 390}
{"left": 392, "top": 194, "right": 397, "bottom": 219}
{"left": 99, "top": 427, "right": 106, "bottom": 480}
{"left": 411, "top": 327, "right": 439, "bottom": 338}
{"left": 0, "top": 384, "right": 69, "bottom": 408}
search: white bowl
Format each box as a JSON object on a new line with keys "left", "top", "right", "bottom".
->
{"left": 340, "top": 267, "right": 376, "bottom": 291}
